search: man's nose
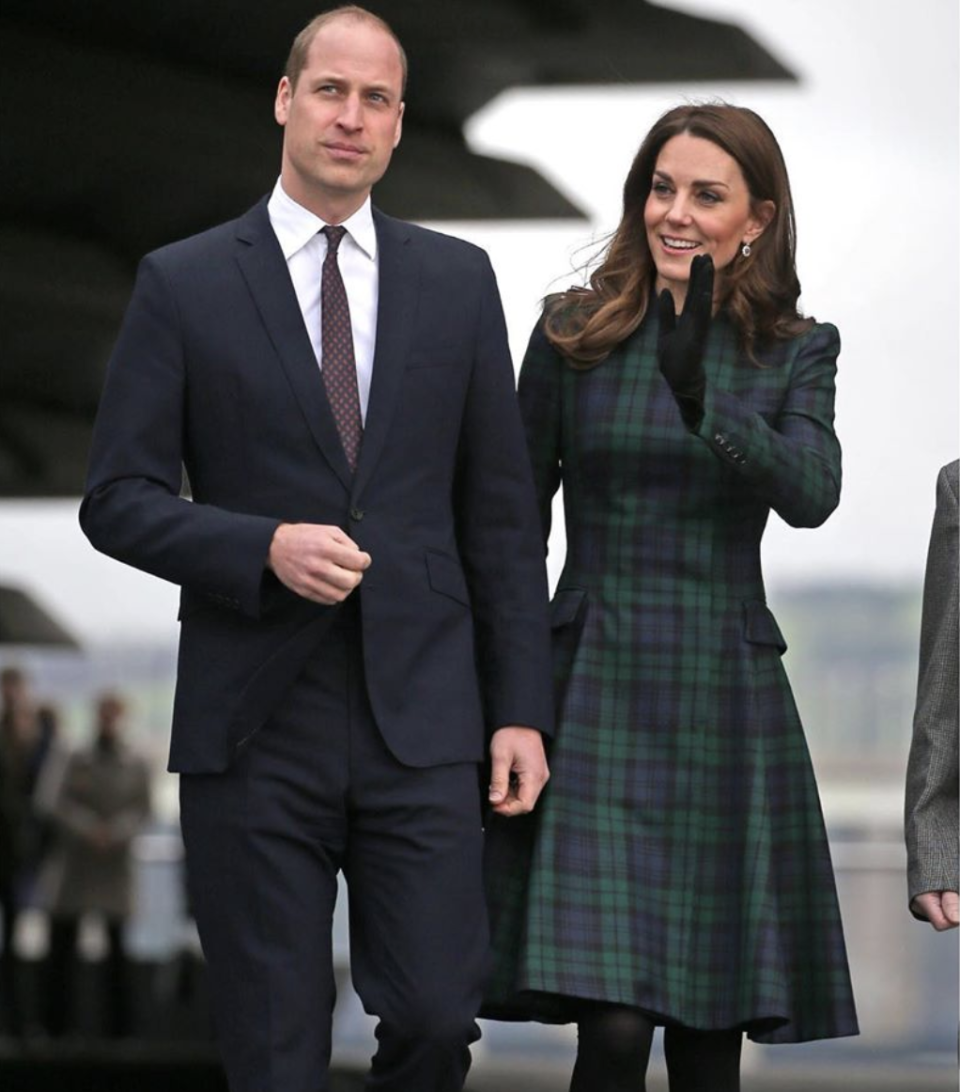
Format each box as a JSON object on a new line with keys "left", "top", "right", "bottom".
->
{"left": 338, "top": 94, "right": 363, "bottom": 130}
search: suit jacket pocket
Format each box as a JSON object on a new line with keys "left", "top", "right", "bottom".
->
{"left": 742, "top": 599, "right": 788, "bottom": 654}
{"left": 425, "top": 549, "right": 471, "bottom": 607}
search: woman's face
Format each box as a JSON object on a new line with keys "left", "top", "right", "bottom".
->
{"left": 644, "top": 132, "right": 773, "bottom": 304}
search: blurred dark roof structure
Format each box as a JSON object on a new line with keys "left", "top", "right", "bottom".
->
{"left": 0, "top": 0, "right": 795, "bottom": 498}
{"left": 0, "top": 585, "right": 81, "bottom": 647}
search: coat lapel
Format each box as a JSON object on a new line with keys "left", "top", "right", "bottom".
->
{"left": 234, "top": 199, "right": 353, "bottom": 491}
{"left": 353, "top": 209, "right": 420, "bottom": 498}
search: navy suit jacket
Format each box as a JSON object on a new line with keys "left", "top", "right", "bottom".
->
{"left": 80, "top": 198, "right": 553, "bottom": 773}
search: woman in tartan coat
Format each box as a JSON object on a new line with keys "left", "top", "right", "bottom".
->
{"left": 482, "top": 104, "right": 858, "bottom": 1090}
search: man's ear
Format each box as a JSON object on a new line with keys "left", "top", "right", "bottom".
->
{"left": 275, "top": 77, "right": 292, "bottom": 126}
{"left": 393, "top": 102, "right": 404, "bottom": 149}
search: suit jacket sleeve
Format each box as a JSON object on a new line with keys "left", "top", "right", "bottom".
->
{"left": 454, "top": 260, "right": 554, "bottom": 735}
{"left": 692, "top": 322, "right": 842, "bottom": 528}
{"left": 79, "top": 253, "right": 281, "bottom": 619}
{"left": 905, "top": 460, "right": 960, "bottom": 912}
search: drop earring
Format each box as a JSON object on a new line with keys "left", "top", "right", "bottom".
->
{"left": 741, "top": 242, "right": 752, "bottom": 258}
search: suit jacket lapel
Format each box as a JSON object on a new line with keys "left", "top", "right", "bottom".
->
{"left": 353, "top": 209, "right": 419, "bottom": 497}
{"left": 234, "top": 199, "right": 353, "bottom": 491}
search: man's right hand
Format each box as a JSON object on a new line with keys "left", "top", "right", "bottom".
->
{"left": 267, "top": 523, "right": 371, "bottom": 605}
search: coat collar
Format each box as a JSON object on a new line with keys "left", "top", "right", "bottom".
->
{"left": 234, "top": 198, "right": 353, "bottom": 490}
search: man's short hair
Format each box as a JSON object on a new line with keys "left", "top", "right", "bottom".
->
{"left": 284, "top": 6, "right": 408, "bottom": 96}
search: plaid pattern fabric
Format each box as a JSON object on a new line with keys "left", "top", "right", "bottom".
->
{"left": 483, "top": 306, "right": 859, "bottom": 1044}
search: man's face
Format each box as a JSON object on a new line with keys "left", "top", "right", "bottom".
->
{"left": 274, "top": 18, "right": 404, "bottom": 221}
{"left": 0, "top": 671, "right": 26, "bottom": 709}
{"left": 96, "top": 695, "right": 125, "bottom": 744}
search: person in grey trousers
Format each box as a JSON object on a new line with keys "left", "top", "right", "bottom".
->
{"left": 905, "top": 459, "right": 959, "bottom": 931}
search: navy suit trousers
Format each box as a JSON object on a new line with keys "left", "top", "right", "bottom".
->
{"left": 180, "top": 598, "right": 490, "bottom": 1092}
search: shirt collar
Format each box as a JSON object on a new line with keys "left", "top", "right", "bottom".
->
{"left": 267, "top": 179, "right": 377, "bottom": 262}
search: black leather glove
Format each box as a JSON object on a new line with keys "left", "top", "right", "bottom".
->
{"left": 656, "top": 254, "right": 714, "bottom": 430}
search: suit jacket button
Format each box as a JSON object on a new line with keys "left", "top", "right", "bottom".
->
{"left": 350, "top": 507, "right": 365, "bottom": 522}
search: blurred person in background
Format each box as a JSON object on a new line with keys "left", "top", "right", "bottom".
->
{"left": 483, "top": 103, "right": 859, "bottom": 1091}
{"left": 0, "top": 666, "right": 57, "bottom": 1036}
{"left": 905, "top": 459, "right": 959, "bottom": 932}
{"left": 38, "top": 691, "right": 151, "bottom": 1038}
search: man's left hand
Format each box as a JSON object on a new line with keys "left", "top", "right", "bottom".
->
{"left": 488, "top": 726, "right": 549, "bottom": 817}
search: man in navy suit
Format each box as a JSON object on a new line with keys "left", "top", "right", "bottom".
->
{"left": 80, "top": 7, "right": 553, "bottom": 1090}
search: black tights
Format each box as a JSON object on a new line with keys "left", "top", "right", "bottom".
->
{"left": 569, "top": 1003, "right": 742, "bottom": 1092}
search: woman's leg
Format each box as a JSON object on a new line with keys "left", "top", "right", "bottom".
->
{"left": 664, "top": 1025, "right": 742, "bottom": 1092}
{"left": 570, "top": 1002, "right": 656, "bottom": 1092}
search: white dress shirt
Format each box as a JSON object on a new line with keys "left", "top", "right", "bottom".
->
{"left": 267, "top": 180, "right": 378, "bottom": 422}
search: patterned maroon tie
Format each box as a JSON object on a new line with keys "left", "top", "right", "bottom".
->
{"left": 321, "top": 225, "right": 362, "bottom": 473}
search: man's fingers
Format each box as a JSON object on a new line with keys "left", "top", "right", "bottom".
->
{"left": 268, "top": 523, "right": 373, "bottom": 604}
{"left": 490, "top": 796, "right": 524, "bottom": 817}
{"left": 490, "top": 777, "right": 541, "bottom": 817}
{"left": 943, "top": 891, "right": 960, "bottom": 925}
{"left": 327, "top": 543, "right": 372, "bottom": 572}
{"left": 488, "top": 752, "right": 511, "bottom": 804}
{"left": 514, "top": 770, "right": 543, "bottom": 811}
{"left": 318, "top": 565, "right": 364, "bottom": 595}
{"left": 488, "top": 727, "right": 549, "bottom": 815}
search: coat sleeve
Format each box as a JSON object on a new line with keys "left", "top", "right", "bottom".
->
{"left": 905, "top": 460, "right": 960, "bottom": 912}
{"left": 516, "top": 318, "right": 564, "bottom": 546}
{"left": 453, "top": 261, "right": 554, "bottom": 736}
{"left": 79, "top": 253, "right": 281, "bottom": 619}
{"left": 692, "top": 322, "right": 842, "bottom": 528}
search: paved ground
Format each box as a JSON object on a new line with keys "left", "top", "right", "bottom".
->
{"left": 465, "top": 1057, "right": 957, "bottom": 1092}
{"left": 1, "top": 1039, "right": 954, "bottom": 1092}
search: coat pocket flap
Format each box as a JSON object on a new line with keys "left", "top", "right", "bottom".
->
{"left": 742, "top": 599, "right": 787, "bottom": 653}
{"left": 551, "top": 587, "right": 587, "bottom": 629}
{"left": 425, "top": 550, "right": 471, "bottom": 607}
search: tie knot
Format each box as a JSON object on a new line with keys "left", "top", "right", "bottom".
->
{"left": 322, "top": 225, "right": 347, "bottom": 255}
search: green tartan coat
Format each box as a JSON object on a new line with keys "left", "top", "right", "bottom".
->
{"left": 482, "top": 303, "right": 859, "bottom": 1044}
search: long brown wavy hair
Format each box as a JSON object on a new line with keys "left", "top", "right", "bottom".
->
{"left": 546, "top": 103, "right": 813, "bottom": 367}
